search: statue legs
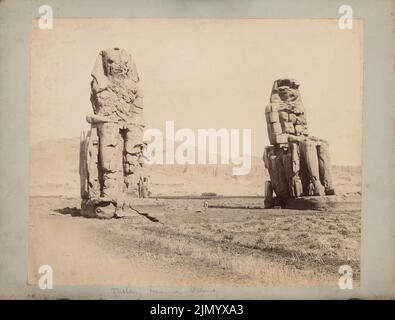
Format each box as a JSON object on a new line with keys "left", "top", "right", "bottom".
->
{"left": 298, "top": 139, "right": 325, "bottom": 196}
{"left": 123, "top": 125, "right": 145, "bottom": 197}
{"left": 97, "top": 122, "right": 123, "bottom": 200}
{"left": 282, "top": 143, "right": 303, "bottom": 198}
{"left": 317, "top": 139, "right": 335, "bottom": 195}
{"left": 298, "top": 138, "right": 335, "bottom": 196}
{"left": 264, "top": 138, "right": 335, "bottom": 207}
{"left": 79, "top": 122, "right": 122, "bottom": 219}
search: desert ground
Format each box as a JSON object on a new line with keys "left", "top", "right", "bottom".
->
{"left": 28, "top": 138, "right": 361, "bottom": 287}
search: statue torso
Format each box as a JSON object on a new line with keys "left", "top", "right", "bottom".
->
{"left": 276, "top": 101, "right": 308, "bottom": 137}
{"left": 91, "top": 78, "right": 144, "bottom": 127}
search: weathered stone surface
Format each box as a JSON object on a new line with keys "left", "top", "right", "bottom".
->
{"left": 81, "top": 199, "right": 116, "bottom": 219}
{"left": 263, "top": 79, "right": 335, "bottom": 208}
{"left": 79, "top": 48, "right": 149, "bottom": 218}
{"left": 79, "top": 131, "right": 89, "bottom": 200}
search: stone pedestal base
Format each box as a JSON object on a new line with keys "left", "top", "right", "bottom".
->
{"left": 81, "top": 198, "right": 117, "bottom": 219}
{"left": 285, "top": 195, "right": 361, "bottom": 211}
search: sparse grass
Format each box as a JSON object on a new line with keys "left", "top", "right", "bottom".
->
{"left": 105, "top": 224, "right": 334, "bottom": 286}
{"left": 30, "top": 196, "right": 360, "bottom": 287}
{"left": 102, "top": 204, "right": 360, "bottom": 286}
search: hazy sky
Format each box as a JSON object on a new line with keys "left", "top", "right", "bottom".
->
{"left": 31, "top": 19, "right": 363, "bottom": 165}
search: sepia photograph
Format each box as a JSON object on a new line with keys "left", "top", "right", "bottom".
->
{"left": 28, "top": 18, "right": 363, "bottom": 288}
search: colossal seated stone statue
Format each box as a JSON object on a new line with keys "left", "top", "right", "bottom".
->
{"left": 79, "top": 48, "right": 147, "bottom": 218}
{"left": 263, "top": 79, "right": 335, "bottom": 208}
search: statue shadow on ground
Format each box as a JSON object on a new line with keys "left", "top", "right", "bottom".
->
{"left": 52, "top": 206, "right": 161, "bottom": 222}
{"left": 52, "top": 206, "right": 119, "bottom": 219}
{"left": 53, "top": 207, "right": 81, "bottom": 217}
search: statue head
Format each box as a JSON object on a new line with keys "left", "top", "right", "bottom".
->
{"left": 91, "top": 48, "right": 139, "bottom": 91}
{"left": 270, "top": 78, "right": 301, "bottom": 103}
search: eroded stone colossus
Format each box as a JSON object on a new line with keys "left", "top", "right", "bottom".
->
{"left": 79, "top": 48, "right": 148, "bottom": 218}
{"left": 263, "top": 79, "right": 335, "bottom": 208}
